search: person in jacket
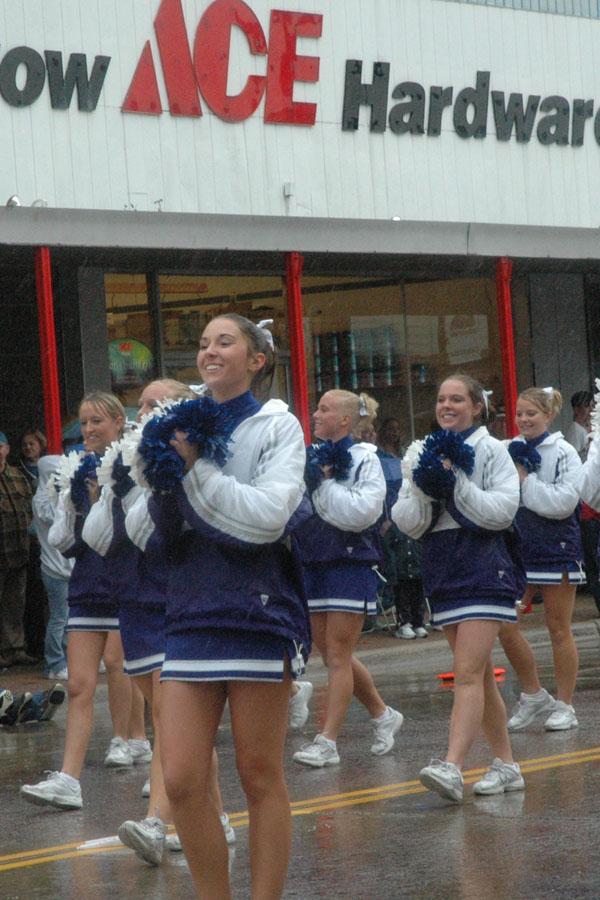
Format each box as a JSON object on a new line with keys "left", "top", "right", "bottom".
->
{"left": 126, "top": 315, "right": 310, "bottom": 898}
{"left": 393, "top": 374, "right": 523, "bottom": 802}
{"left": 292, "top": 390, "right": 403, "bottom": 768}
{"left": 499, "top": 387, "right": 584, "bottom": 733}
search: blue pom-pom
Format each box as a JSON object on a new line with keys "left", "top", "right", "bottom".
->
{"left": 413, "top": 449, "right": 456, "bottom": 500}
{"left": 112, "top": 454, "right": 136, "bottom": 498}
{"left": 306, "top": 440, "right": 353, "bottom": 489}
{"left": 70, "top": 453, "right": 100, "bottom": 513}
{"left": 422, "top": 430, "right": 476, "bottom": 475}
{"left": 139, "top": 396, "right": 233, "bottom": 493}
{"left": 508, "top": 440, "right": 541, "bottom": 474}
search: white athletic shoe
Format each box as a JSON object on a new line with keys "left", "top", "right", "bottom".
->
{"left": 21, "top": 771, "right": 82, "bottom": 809}
{"left": 166, "top": 814, "right": 236, "bottom": 852}
{"left": 104, "top": 736, "right": 134, "bottom": 767}
{"left": 507, "top": 689, "right": 556, "bottom": 731}
{"left": 414, "top": 627, "right": 428, "bottom": 638}
{"left": 46, "top": 667, "right": 68, "bottom": 680}
{"left": 370, "top": 707, "right": 404, "bottom": 756}
{"left": 0, "top": 688, "right": 13, "bottom": 718}
{"left": 544, "top": 701, "right": 578, "bottom": 731}
{"left": 288, "top": 681, "right": 313, "bottom": 730}
{"left": 419, "top": 759, "right": 464, "bottom": 802}
{"left": 396, "top": 623, "right": 416, "bottom": 640}
{"left": 473, "top": 759, "right": 525, "bottom": 795}
{"left": 141, "top": 779, "right": 150, "bottom": 798}
{"left": 118, "top": 816, "right": 165, "bottom": 865}
{"left": 129, "top": 739, "right": 152, "bottom": 764}
{"left": 293, "top": 734, "right": 340, "bottom": 768}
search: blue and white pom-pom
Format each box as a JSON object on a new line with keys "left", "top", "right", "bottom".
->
{"left": 591, "top": 377, "right": 600, "bottom": 439}
{"left": 70, "top": 453, "right": 101, "bottom": 513}
{"left": 131, "top": 395, "right": 233, "bottom": 493}
{"left": 48, "top": 450, "right": 85, "bottom": 507}
{"left": 412, "top": 430, "right": 475, "bottom": 501}
{"left": 306, "top": 440, "right": 353, "bottom": 491}
{"left": 96, "top": 425, "right": 141, "bottom": 497}
{"left": 507, "top": 439, "right": 541, "bottom": 473}
{"left": 400, "top": 440, "right": 425, "bottom": 489}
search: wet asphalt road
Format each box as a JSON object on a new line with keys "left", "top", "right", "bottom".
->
{"left": 1, "top": 598, "right": 599, "bottom": 899}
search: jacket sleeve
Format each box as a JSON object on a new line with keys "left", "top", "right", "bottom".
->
{"left": 391, "top": 483, "right": 434, "bottom": 539}
{"left": 32, "top": 485, "right": 56, "bottom": 526}
{"left": 520, "top": 442, "right": 582, "bottom": 519}
{"left": 311, "top": 451, "right": 386, "bottom": 533}
{"left": 81, "top": 484, "right": 144, "bottom": 557}
{"left": 448, "top": 442, "right": 520, "bottom": 531}
{"left": 578, "top": 437, "right": 600, "bottom": 510}
{"left": 177, "top": 414, "right": 306, "bottom": 546}
{"left": 48, "top": 493, "right": 78, "bottom": 554}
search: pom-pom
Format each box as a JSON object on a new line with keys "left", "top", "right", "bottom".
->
{"left": 591, "top": 377, "right": 600, "bottom": 438}
{"left": 133, "top": 396, "right": 233, "bottom": 493}
{"left": 508, "top": 440, "right": 541, "bottom": 474}
{"left": 401, "top": 440, "right": 425, "bottom": 488}
{"left": 306, "top": 440, "right": 353, "bottom": 490}
{"left": 411, "top": 430, "right": 475, "bottom": 500}
{"left": 70, "top": 453, "right": 101, "bottom": 513}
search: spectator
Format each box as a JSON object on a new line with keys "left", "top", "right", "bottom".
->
{"left": 0, "top": 430, "right": 36, "bottom": 667}
{"left": 0, "top": 683, "right": 65, "bottom": 724}
{"left": 20, "top": 429, "right": 49, "bottom": 660}
{"left": 564, "top": 390, "right": 594, "bottom": 460}
{"left": 19, "top": 430, "right": 47, "bottom": 488}
{"left": 33, "top": 456, "right": 73, "bottom": 679}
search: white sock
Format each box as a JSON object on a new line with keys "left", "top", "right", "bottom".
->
{"left": 374, "top": 707, "right": 393, "bottom": 723}
{"left": 523, "top": 688, "right": 548, "bottom": 700}
{"left": 59, "top": 772, "right": 79, "bottom": 788}
{"left": 318, "top": 734, "right": 336, "bottom": 748}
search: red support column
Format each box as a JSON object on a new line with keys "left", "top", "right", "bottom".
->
{"left": 285, "top": 251, "right": 311, "bottom": 443}
{"left": 35, "top": 247, "right": 62, "bottom": 453}
{"left": 496, "top": 257, "right": 518, "bottom": 439}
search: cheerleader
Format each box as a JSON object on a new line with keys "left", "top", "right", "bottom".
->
{"left": 292, "top": 390, "right": 403, "bottom": 768}
{"left": 21, "top": 392, "right": 141, "bottom": 810}
{"left": 125, "top": 316, "right": 309, "bottom": 898}
{"left": 82, "top": 379, "right": 234, "bottom": 865}
{"left": 393, "top": 374, "right": 523, "bottom": 802}
{"left": 498, "top": 387, "right": 584, "bottom": 733}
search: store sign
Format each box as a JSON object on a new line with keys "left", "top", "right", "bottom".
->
{"left": 0, "top": 47, "right": 109, "bottom": 110}
{"left": 122, "top": 0, "right": 323, "bottom": 125}
{"left": 341, "top": 64, "right": 600, "bottom": 147}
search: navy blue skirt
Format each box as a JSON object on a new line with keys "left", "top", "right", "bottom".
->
{"left": 303, "top": 562, "right": 378, "bottom": 615}
{"left": 67, "top": 600, "right": 120, "bottom": 633}
{"left": 119, "top": 603, "right": 166, "bottom": 676}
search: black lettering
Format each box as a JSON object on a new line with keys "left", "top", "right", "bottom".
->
{"left": 427, "top": 85, "right": 453, "bottom": 136}
{"left": 0, "top": 46, "right": 45, "bottom": 107}
{"left": 45, "top": 51, "right": 110, "bottom": 112}
{"left": 492, "top": 91, "right": 540, "bottom": 142}
{"left": 341, "top": 59, "right": 390, "bottom": 133}
{"left": 453, "top": 70, "right": 490, "bottom": 139}
{"left": 571, "top": 99, "right": 593, "bottom": 147}
{"left": 388, "top": 81, "right": 425, "bottom": 135}
{"left": 537, "top": 95, "right": 570, "bottom": 146}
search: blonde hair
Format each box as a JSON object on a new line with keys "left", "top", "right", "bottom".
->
{"left": 519, "top": 387, "right": 563, "bottom": 418}
{"left": 327, "top": 390, "right": 379, "bottom": 430}
{"left": 79, "top": 391, "right": 126, "bottom": 433}
{"left": 146, "top": 379, "right": 197, "bottom": 402}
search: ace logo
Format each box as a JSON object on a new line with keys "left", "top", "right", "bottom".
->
{"left": 122, "top": 0, "right": 323, "bottom": 125}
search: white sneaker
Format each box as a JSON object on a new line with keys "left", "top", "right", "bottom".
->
{"left": 414, "top": 627, "right": 428, "bottom": 638}
{"left": 288, "top": 681, "right": 313, "bottom": 730}
{"left": 0, "top": 688, "right": 13, "bottom": 718}
{"left": 21, "top": 771, "right": 82, "bottom": 809}
{"left": 142, "top": 779, "right": 150, "bottom": 798}
{"left": 166, "top": 814, "right": 236, "bottom": 852}
{"left": 507, "top": 689, "right": 556, "bottom": 731}
{"left": 46, "top": 667, "right": 68, "bottom": 680}
{"left": 419, "top": 759, "right": 464, "bottom": 802}
{"left": 118, "top": 816, "right": 165, "bottom": 865}
{"left": 370, "top": 707, "right": 404, "bottom": 756}
{"left": 293, "top": 734, "right": 340, "bottom": 768}
{"left": 473, "top": 759, "right": 525, "bottom": 795}
{"left": 396, "top": 623, "right": 416, "bottom": 640}
{"left": 129, "top": 739, "right": 152, "bottom": 764}
{"left": 544, "top": 701, "right": 578, "bottom": 731}
{"left": 104, "top": 736, "right": 134, "bottom": 767}
{"left": 98, "top": 660, "right": 106, "bottom": 674}
{"left": 221, "top": 813, "right": 236, "bottom": 845}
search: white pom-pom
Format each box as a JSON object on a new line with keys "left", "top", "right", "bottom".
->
{"left": 401, "top": 439, "right": 424, "bottom": 488}
{"left": 96, "top": 441, "right": 122, "bottom": 487}
{"left": 591, "top": 378, "right": 600, "bottom": 438}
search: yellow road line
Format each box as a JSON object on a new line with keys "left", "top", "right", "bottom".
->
{"left": 2, "top": 746, "right": 599, "bottom": 874}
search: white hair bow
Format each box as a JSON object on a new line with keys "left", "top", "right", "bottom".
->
{"left": 257, "top": 319, "right": 275, "bottom": 350}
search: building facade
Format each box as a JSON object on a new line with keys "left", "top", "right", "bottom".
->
{"left": 0, "top": 0, "right": 598, "bottom": 446}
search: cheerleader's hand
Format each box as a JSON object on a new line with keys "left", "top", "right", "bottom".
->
{"left": 170, "top": 429, "right": 199, "bottom": 472}
{"left": 86, "top": 478, "right": 100, "bottom": 505}
{"left": 515, "top": 463, "right": 528, "bottom": 484}
{"left": 320, "top": 464, "right": 333, "bottom": 479}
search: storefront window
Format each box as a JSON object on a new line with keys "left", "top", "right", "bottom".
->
{"left": 158, "top": 274, "right": 290, "bottom": 397}
{"left": 105, "top": 273, "right": 156, "bottom": 408}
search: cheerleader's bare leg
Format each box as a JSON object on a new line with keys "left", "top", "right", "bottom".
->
{"left": 444, "top": 620, "right": 503, "bottom": 768}
{"left": 481, "top": 660, "right": 514, "bottom": 762}
{"left": 228, "top": 673, "right": 292, "bottom": 900}
{"left": 62, "top": 631, "right": 107, "bottom": 778}
{"left": 542, "top": 576, "right": 578, "bottom": 703}
{"left": 128, "top": 679, "right": 147, "bottom": 741}
{"left": 498, "top": 587, "right": 543, "bottom": 694}
{"left": 104, "top": 630, "right": 133, "bottom": 739}
{"left": 133, "top": 670, "right": 172, "bottom": 824}
{"left": 160, "top": 680, "right": 229, "bottom": 899}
